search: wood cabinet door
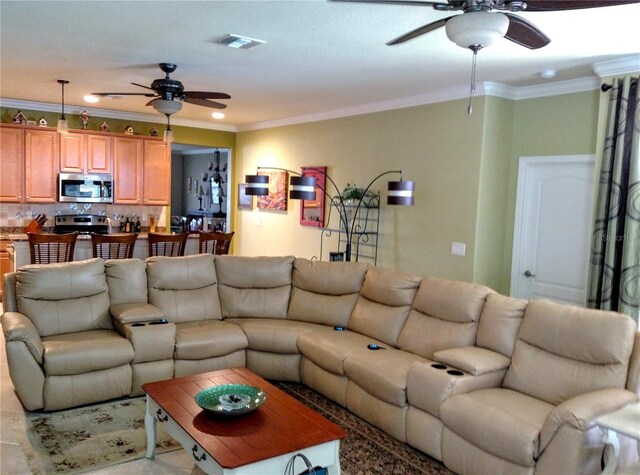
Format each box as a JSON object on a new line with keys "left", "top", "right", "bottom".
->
{"left": 24, "top": 129, "right": 58, "bottom": 203}
{"left": 143, "top": 140, "right": 171, "bottom": 205}
{"left": 113, "top": 137, "right": 143, "bottom": 204}
{"left": 0, "top": 126, "right": 24, "bottom": 202}
{"left": 86, "top": 134, "right": 112, "bottom": 173}
{"left": 59, "top": 132, "right": 84, "bottom": 173}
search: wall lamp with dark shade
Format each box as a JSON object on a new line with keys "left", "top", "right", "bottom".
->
{"left": 243, "top": 166, "right": 415, "bottom": 261}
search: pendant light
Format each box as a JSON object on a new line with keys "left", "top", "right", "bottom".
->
{"left": 57, "top": 79, "right": 70, "bottom": 134}
{"left": 163, "top": 114, "right": 174, "bottom": 144}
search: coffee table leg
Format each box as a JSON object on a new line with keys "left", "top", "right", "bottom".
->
{"left": 145, "top": 395, "right": 157, "bottom": 459}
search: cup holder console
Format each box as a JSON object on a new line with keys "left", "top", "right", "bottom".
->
{"left": 430, "top": 363, "right": 464, "bottom": 376}
{"left": 130, "top": 319, "right": 168, "bottom": 328}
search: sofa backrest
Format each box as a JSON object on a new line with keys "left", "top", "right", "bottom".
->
{"left": 503, "top": 300, "right": 638, "bottom": 405}
{"left": 628, "top": 332, "right": 640, "bottom": 395}
{"left": 14, "top": 258, "right": 112, "bottom": 337}
{"left": 396, "top": 277, "right": 492, "bottom": 359}
{"left": 216, "top": 255, "right": 294, "bottom": 319}
{"left": 349, "top": 267, "right": 421, "bottom": 346}
{"left": 475, "top": 293, "right": 527, "bottom": 357}
{"left": 104, "top": 258, "right": 148, "bottom": 305}
{"left": 146, "top": 254, "right": 222, "bottom": 324}
{"left": 288, "top": 258, "right": 368, "bottom": 326}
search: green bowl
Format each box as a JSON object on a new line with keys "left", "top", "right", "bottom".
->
{"left": 195, "top": 384, "right": 266, "bottom": 416}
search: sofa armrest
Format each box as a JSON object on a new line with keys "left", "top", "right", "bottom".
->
{"left": 110, "top": 303, "right": 166, "bottom": 325}
{"left": 539, "top": 388, "right": 639, "bottom": 452}
{"left": 1, "top": 311, "right": 44, "bottom": 364}
{"left": 434, "top": 346, "right": 510, "bottom": 376}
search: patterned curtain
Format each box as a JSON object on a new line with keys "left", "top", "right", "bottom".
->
{"left": 587, "top": 76, "right": 640, "bottom": 321}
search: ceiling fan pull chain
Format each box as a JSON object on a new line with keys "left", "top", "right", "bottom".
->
{"left": 467, "top": 46, "right": 480, "bottom": 115}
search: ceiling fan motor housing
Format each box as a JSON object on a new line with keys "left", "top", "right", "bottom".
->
{"left": 151, "top": 78, "right": 184, "bottom": 101}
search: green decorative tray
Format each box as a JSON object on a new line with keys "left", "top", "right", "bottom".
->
{"left": 194, "top": 384, "right": 266, "bottom": 416}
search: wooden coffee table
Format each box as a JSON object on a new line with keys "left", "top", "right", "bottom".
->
{"left": 142, "top": 368, "right": 346, "bottom": 474}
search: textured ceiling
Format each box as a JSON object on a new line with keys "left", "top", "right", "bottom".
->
{"left": 1, "top": 0, "right": 639, "bottom": 129}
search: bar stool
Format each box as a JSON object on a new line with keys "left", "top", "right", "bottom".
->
{"left": 147, "top": 232, "right": 188, "bottom": 257}
{"left": 28, "top": 232, "right": 78, "bottom": 264}
{"left": 198, "top": 231, "right": 234, "bottom": 255}
{"left": 91, "top": 233, "right": 138, "bottom": 259}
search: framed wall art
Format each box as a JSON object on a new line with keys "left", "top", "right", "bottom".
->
{"left": 300, "top": 166, "right": 326, "bottom": 227}
{"left": 238, "top": 183, "right": 253, "bottom": 210}
{"left": 257, "top": 171, "right": 288, "bottom": 211}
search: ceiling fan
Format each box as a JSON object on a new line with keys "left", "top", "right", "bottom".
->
{"left": 332, "top": 0, "right": 639, "bottom": 50}
{"left": 332, "top": 0, "right": 639, "bottom": 113}
{"left": 91, "top": 62, "right": 230, "bottom": 117}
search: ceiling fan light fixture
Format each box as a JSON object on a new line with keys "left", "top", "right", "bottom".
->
{"left": 445, "top": 12, "right": 509, "bottom": 49}
{"left": 152, "top": 99, "right": 183, "bottom": 115}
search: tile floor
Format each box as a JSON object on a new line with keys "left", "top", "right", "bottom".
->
{"left": 0, "top": 303, "right": 197, "bottom": 475}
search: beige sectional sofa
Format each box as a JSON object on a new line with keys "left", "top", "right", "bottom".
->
{"left": 2, "top": 254, "right": 639, "bottom": 475}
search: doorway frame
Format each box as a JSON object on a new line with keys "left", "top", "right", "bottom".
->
{"left": 510, "top": 154, "right": 596, "bottom": 300}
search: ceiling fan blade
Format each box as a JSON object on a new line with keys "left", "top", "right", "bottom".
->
{"left": 131, "top": 82, "right": 156, "bottom": 91}
{"left": 524, "top": 0, "right": 640, "bottom": 12}
{"left": 91, "top": 91, "right": 157, "bottom": 97}
{"left": 504, "top": 13, "right": 551, "bottom": 49}
{"left": 387, "top": 17, "right": 451, "bottom": 45}
{"left": 331, "top": 0, "right": 447, "bottom": 7}
{"left": 183, "top": 91, "right": 231, "bottom": 100}
{"left": 183, "top": 96, "right": 228, "bottom": 109}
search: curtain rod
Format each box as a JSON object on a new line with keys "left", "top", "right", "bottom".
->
{"left": 601, "top": 78, "right": 639, "bottom": 92}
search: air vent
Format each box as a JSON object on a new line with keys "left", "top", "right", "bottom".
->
{"left": 215, "top": 34, "right": 265, "bottom": 50}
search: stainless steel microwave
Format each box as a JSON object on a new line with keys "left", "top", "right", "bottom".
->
{"left": 58, "top": 173, "right": 113, "bottom": 203}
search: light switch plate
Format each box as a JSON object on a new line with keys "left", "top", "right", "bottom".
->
{"left": 451, "top": 242, "right": 466, "bottom": 256}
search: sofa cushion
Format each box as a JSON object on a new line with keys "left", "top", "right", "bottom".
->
{"left": 440, "top": 388, "right": 553, "bottom": 467}
{"left": 147, "top": 254, "right": 222, "bottom": 324}
{"left": 343, "top": 348, "right": 427, "bottom": 406}
{"left": 226, "top": 318, "right": 327, "bottom": 354}
{"left": 503, "top": 300, "right": 637, "bottom": 405}
{"left": 348, "top": 267, "right": 421, "bottom": 346}
{"left": 297, "top": 329, "right": 385, "bottom": 376}
{"left": 104, "top": 258, "right": 147, "bottom": 306}
{"left": 476, "top": 293, "right": 527, "bottom": 357}
{"left": 216, "top": 256, "right": 294, "bottom": 319}
{"left": 396, "top": 277, "right": 491, "bottom": 358}
{"left": 288, "top": 258, "right": 368, "bottom": 326}
{"left": 16, "top": 258, "right": 112, "bottom": 337}
{"left": 42, "top": 329, "right": 134, "bottom": 376}
{"left": 174, "top": 320, "right": 248, "bottom": 360}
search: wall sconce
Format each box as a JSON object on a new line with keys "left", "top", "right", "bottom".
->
{"left": 243, "top": 167, "right": 415, "bottom": 261}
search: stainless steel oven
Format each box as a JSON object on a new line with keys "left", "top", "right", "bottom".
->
{"left": 58, "top": 173, "right": 113, "bottom": 203}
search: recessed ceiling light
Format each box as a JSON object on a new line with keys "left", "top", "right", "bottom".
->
{"left": 84, "top": 95, "right": 100, "bottom": 103}
{"left": 215, "top": 34, "right": 265, "bottom": 50}
{"left": 212, "top": 112, "right": 225, "bottom": 120}
{"left": 539, "top": 69, "right": 557, "bottom": 79}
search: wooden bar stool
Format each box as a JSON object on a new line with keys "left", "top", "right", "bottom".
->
{"left": 91, "top": 233, "right": 138, "bottom": 259}
{"left": 27, "top": 232, "right": 78, "bottom": 264}
{"left": 198, "top": 231, "right": 234, "bottom": 255}
{"left": 147, "top": 232, "right": 188, "bottom": 257}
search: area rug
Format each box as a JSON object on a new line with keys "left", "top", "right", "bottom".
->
{"left": 277, "top": 382, "right": 451, "bottom": 475}
{"left": 12, "top": 397, "right": 180, "bottom": 474}
{"left": 14, "top": 383, "right": 450, "bottom": 475}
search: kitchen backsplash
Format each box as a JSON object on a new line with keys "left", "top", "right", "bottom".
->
{"left": 0, "top": 203, "right": 168, "bottom": 233}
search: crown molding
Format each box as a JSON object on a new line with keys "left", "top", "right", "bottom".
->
{"left": 514, "top": 77, "right": 600, "bottom": 100}
{"left": 592, "top": 55, "right": 640, "bottom": 78}
{"left": 0, "top": 98, "right": 237, "bottom": 132}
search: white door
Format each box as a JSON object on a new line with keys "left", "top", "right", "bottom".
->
{"left": 511, "top": 155, "right": 595, "bottom": 306}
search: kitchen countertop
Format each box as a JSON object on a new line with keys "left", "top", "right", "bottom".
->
{"left": 6, "top": 233, "right": 200, "bottom": 242}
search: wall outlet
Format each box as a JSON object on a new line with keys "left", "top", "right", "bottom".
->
{"left": 451, "top": 241, "right": 466, "bottom": 256}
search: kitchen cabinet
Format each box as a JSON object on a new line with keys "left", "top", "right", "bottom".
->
{"left": 113, "top": 136, "right": 143, "bottom": 204}
{"left": 0, "top": 125, "right": 57, "bottom": 203}
{"left": 60, "top": 131, "right": 112, "bottom": 174}
{"left": 142, "top": 139, "right": 171, "bottom": 205}
{"left": 0, "top": 126, "right": 24, "bottom": 202}
{"left": 113, "top": 137, "right": 170, "bottom": 205}
{"left": 0, "top": 239, "right": 10, "bottom": 302}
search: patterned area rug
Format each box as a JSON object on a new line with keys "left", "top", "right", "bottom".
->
{"left": 277, "top": 382, "right": 451, "bottom": 475}
{"left": 14, "top": 383, "right": 451, "bottom": 474}
{"left": 13, "top": 397, "right": 180, "bottom": 474}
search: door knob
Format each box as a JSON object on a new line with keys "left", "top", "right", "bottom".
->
{"left": 524, "top": 270, "right": 536, "bottom": 278}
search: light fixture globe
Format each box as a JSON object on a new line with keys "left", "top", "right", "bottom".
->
{"left": 152, "top": 99, "right": 183, "bottom": 115}
{"left": 445, "top": 12, "right": 509, "bottom": 49}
